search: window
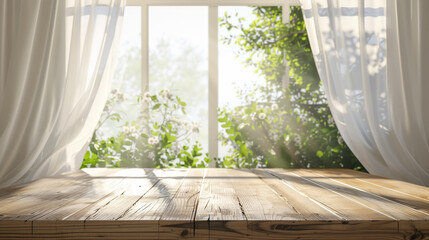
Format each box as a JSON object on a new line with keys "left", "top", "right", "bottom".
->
{"left": 149, "top": 6, "right": 209, "bottom": 153}
{"left": 218, "top": 6, "right": 269, "bottom": 158}
{"left": 103, "top": 1, "right": 296, "bottom": 165}
{"left": 89, "top": 0, "right": 361, "bottom": 171}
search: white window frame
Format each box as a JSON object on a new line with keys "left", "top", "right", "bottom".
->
{"left": 126, "top": 0, "right": 300, "bottom": 166}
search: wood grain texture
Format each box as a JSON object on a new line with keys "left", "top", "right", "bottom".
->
{"left": 0, "top": 168, "right": 429, "bottom": 239}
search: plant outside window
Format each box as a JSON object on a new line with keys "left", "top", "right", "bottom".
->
{"left": 81, "top": 6, "right": 365, "bottom": 172}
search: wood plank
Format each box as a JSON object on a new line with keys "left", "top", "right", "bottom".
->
{"left": 249, "top": 169, "right": 402, "bottom": 239}
{"left": 231, "top": 169, "right": 309, "bottom": 239}
{"left": 0, "top": 170, "right": 90, "bottom": 238}
{"left": 80, "top": 169, "right": 188, "bottom": 239}
{"left": 248, "top": 220, "right": 402, "bottom": 240}
{"left": 311, "top": 169, "right": 429, "bottom": 215}
{"left": 250, "top": 168, "right": 342, "bottom": 221}
{"left": 0, "top": 173, "right": 96, "bottom": 221}
{"left": 158, "top": 168, "right": 206, "bottom": 239}
{"left": 119, "top": 168, "right": 191, "bottom": 239}
{"left": 84, "top": 169, "right": 159, "bottom": 221}
{"left": 31, "top": 169, "right": 149, "bottom": 220}
{"left": 30, "top": 169, "right": 157, "bottom": 236}
{"left": 330, "top": 169, "right": 429, "bottom": 201}
{"left": 0, "top": 220, "right": 31, "bottom": 238}
{"left": 1, "top": 168, "right": 429, "bottom": 239}
{"left": 266, "top": 169, "right": 395, "bottom": 221}
{"left": 398, "top": 220, "right": 429, "bottom": 239}
{"left": 194, "top": 168, "right": 248, "bottom": 239}
{"left": 83, "top": 220, "right": 158, "bottom": 240}
{"left": 118, "top": 168, "right": 191, "bottom": 220}
{"left": 0, "top": 168, "right": 126, "bottom": 221}
{"left": 64, "top": 169, "right": 175, "bottom": 239}
{"left": 231, "top": 169, "right": 305, "bottom": 220}
{"left": 292, "top": 169, "right": 429, "bottom": 220}
{"left": 0, "top": 171, "right": 89, "bottom": 198}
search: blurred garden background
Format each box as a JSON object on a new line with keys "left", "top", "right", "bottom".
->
{"left": 81, "top": 6, "right": 365, "bottom": 172}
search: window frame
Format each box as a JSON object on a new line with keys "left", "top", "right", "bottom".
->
{"left": 125, "top": 0, "right": 300, "bottom": 166}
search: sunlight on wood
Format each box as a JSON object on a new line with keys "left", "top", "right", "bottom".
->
{"left": 0, "top": 168, "right": 428, "bottom": 239}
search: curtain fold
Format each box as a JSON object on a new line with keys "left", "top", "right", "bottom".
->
{"left": 301, "top": 0, "right": 429, "bottom": 186}
{"left": 0, "top": 0, "right": 125, "bottom": 188}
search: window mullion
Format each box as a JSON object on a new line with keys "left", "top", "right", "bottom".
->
{"left": 141, "top": 3, "right": 149, "bottom": 94}
{"left": 208, "top": 6, "right": 218, "bottom": 166}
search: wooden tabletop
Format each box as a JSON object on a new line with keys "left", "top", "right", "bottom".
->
{"left": 0, "top": 168, "right": 429, "bottom": 239}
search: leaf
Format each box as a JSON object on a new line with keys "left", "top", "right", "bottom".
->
{"left": 240, "top": 144, "right": 249, "bottom": 157}
{"left": 316, "top": 150, "right": 324, "bottom": 158}
{"left": 176, "top": 96, "right": 186, "bottom": 106}
{"left": 221, "top": 121, "right": 231, "bottom": 128}
{"left": 152, "top": 104, "right": 161, "bottom": 110}
{"left": 226, "top": 128, "right": 235, "bottom": 134}
{"left": 167, "top": 135, "right": 177, "bottom": 142}
{"left": 109, "top": 113, "right": 122, "bottom": 122}
{"left": 218, "top": 115, "right": 228, "bottom": 122}
{"left": 141, "top": 133, "right": 149, "bottom": 138}
{"left": 83, "top": 151, "right": 90, "bottom": 160}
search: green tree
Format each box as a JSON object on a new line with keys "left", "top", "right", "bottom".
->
{"left": 217, "top": 6, "right": 364, "bottom": 171}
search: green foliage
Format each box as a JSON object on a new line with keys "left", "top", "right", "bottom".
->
{"left": 216, "top": 6, "right": 365, "bottom": 171}
{"left": 83, "top": 6, "right": 365, "bottom": 171}
{"left": 81, "top": 89, "right": 211, "bottom": 169}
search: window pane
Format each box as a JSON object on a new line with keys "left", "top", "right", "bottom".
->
{"left": 218, "top": 6, "right": 268, "bottom": 159}
{"left": 149, "top": 7, "right": 209, "bottom": 153}
{"left": 98, "top": 6, "right": 141, "bottom": 137}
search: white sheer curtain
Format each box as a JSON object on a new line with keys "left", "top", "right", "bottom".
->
{"left": 0, "top": 0, "right": 125, "bottom": 188}
{"left": 301, "top": 0, "right": 429, "bottom": 186}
